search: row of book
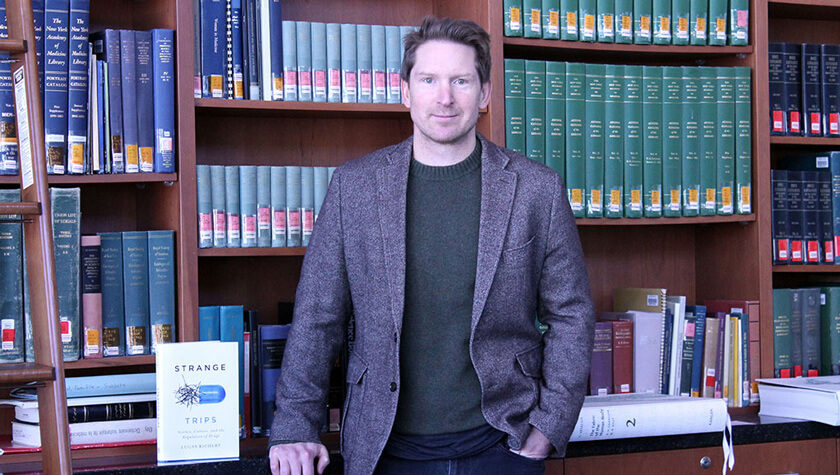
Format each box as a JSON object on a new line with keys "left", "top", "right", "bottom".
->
{"left": 772, "top": 287, "right": 840, "bottom": 379}
{"left": 594, "top": 288, "right": 757, "bottom": 407}
{"left": 195, "top": 0, "right": 416, "bottom": 103}
{"left": 771, "top": 152, "right": 840, "bottom": 266}
{"left": 0, "top": 187, "right": 177, "bottom": 363}
{"left": 196, "top": 164, "right": 335, "bottom": 249}
{"left": 502, "top": 0, "right": 748, "bottom": 45}
{"left": 505, "top": 60, "right": 752, "bottom": 218}
{"left": 769, "top": 43, "right": 840, "bottom": 137}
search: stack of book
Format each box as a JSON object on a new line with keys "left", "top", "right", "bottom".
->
{"left": 505, "top": 60, "right": 752, "bottom": 218}
{"left": 502, "top": 0, "right": 749, "bottom": 46}
{"left": 589, "top": 288, "right": 758, "bottom": 408}
{"left": 769, "top": 43, "right": 840, "bottom": 137}
{"left": 772, "top": 287, "right": 840, "bottom": 379}
{"left": 758, "top": 375, "right": 840, "bottom": 426}
{"left": 195, "top": 0, "right": 416, "bottom": 103}
{"left": 196, "top": 164, "right": 335, "bottom": 249}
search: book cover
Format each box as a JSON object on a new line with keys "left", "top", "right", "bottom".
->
{"left": 642, "top": 65, "right": 662, "bottom": 217}
{"left": 604, "top": 64, "right": 623, "bottom": 218}
{"left": 280, "top": 20, "right": 297, "bottom": 101}
{"left": 772, "top": 288, "right": 793, "bottom": 378}
{"left": 615, "top": 0, "right": 633, "bottom": 43}
{"left": 733, "top": 67, "right": 752, "bottom": 215}
{"left": 699, "top": 67, "right": 717, "bottom": 215}
{"left": 311, "top": 22, "right": 327, "bottom": 103}
{"left": 801, "top": 287, "right": 821, "bottom": 376}
{"left": 122, "top": 231, "right": 150, "bottom": 356}
{"left": 708, "top": 0, "right": 727, "bottom": 45}
{"left": 505, "top": 0, "right": 524, "bottom": 36}
{"left": 665, "top": 296, "right": 686, "bottom": 395}
{"left": 340, "top": 23, "right": 357, "bottom": 103}
{"left": 66, "top": 0, "right": 89, "bottom": 175}
{"left": 678, "top": 314, "right": 695, "bottom": 396}
{"left": 197, "top": 165, "right": 213, "bottom": 248}
{"left": 504, "top": 58, "right": 526, "bottom": 154}
{"left": 633, "top": 0, "right": 652, "bottom": 44}
{"left": 623, "top": 65, "right": 643, "bottom": 217}
{"left": 524, "top": 0, "right": 543, "bottom": 38}
{"left": 652, "top": 0, "right": 670, "bottom": 44}
{"left": 296, "top": 21, "right": 312, "bottom": 102}
{"left": 285, "top": 166, "right": 302, "bottom": 247}
{"left": 612, "top": 319, "right": 633, "bottom": 393}
{"left": 525, "top": 60, "right": 546, "bottom": 164}
{"left": 210, "top": 165, "right": 227, "bottom": 247}
{"left": 156, "top": 341, "right": 239, "bottom": 462}
{"left": 600, "top": 311, "right": 662, "bottom": 394}
{"left": 119, "top": 30, "right": 139, "bottom": 173}
{"left": 370, "top": 25, "right": 386, "bottom": 104}
{"left": 597, "top": 0, "right": 614, "bottom": 43}
{"left": 791, "top": 289, "right": 804, "bottom": 377}
{"left": 81, "top": 235, "right": 102, "bottom": 359}
{"left": 768, "top": 43, "right": 787, "bottom": 135}
{"left": 757, "top": 375, "right": 840, "bottom": 426}
{"left": 771, "top": 170, "right": 790, "bottom": 264}
{"left": 561, "top": 0, "right": 579, "bottom": 40}
{"left": 44, "top": 0, "right": 70, "bottom": 175}
{"left": 259, "top": 324, "right": 290, "bottom": 436}
{"left": 585, "top": 63, "right": 605, "bottom": 217}
{"left": 821, "top": 287, "right": 840, "bottom": 375}
{"left": 98, "top": 232, "right": 124, "bottom": 356}
{"left": 821, "top": 45, "right": 840, "bottom": 136}
{"left": 200, "top": 0, "right": 226, "bottom": 98}
{"left": 152, "top": 29, "right": 176, "bottom": 173}
{"left": 8, "top": 392, "right": 156, "bottom": 424}
{"left": 385, "top": 25, "right": 401, "bottom": 104}
{"left": 590, "top": 320, "right": 613, "bottom": 395}
{"left": 716, "top": 66, "right": 735, "bottom": 215}
{"left": 728, "top": 0, "right": 748, "bottom": 45}
{"left": 671, "top": 0, "right": 689, "bottom": 45}
{"left": 244, "top": 0, "right": 259, "bottom": 99}
{"left": 356, "top": 24, "right": 372, "bottom": 104}
{"left": 685, "top": 305, "right": 706, "bottom": 397}
{"left": 135, "top": 31, "right": 155, "bottom": 173}
{"left": 545, "top": 61, "right": 565, "bottom": 180}
{"left": 225, "top": 165, "right": 241, "bottom": 248}
{"left": 713, "top": 311, "right": 726, "bottom": 398}
{"left": 220, "top": 305, "right": 245, "bottom": 437}
{"left": 818, "top": 171, "right": 834, "bottom": 263}
{"left": 782, "top": 43, "right": 802, "bottom": 136}
{"left": 257, "top": 166, "right": 272, "bottom": 247}
{"left": 270, "top": 165, "right": 287, "bottom": 247}
{"left": 702, "top": 316, "right": 720, "bottom": 397}
{"left": 681, "top": 66, "right": 700, "bottom": 216}
{"left": 661, "top": 66, "right": 681, "bottom": 217}
{"left": 801, "top": 43, "right": 822, "bottom": 137}
{"left": 801, "top": 171, "right": 821, "bottom": 263}
{"left": 230, "top": 0, "right": 244, "bottom": 99}
{"left": 239, "top": 165, "right": 257, "bottom": 248}
{"left": 579, "top": 0, "right": 596, "bottom": 41}
{"left": 199, "top": 305, "right": 221, "bottom": 341}
{"left": 51, "top": 188, "right": 80, "bottom": 361}
{"left": 542, "top": 0, "right": 561, "bottom": 39}
{"left": 689, "top": 0, "right": 707, "bottom": 45}
{"left": 301, "top": 167, "right": 314, "bottom": 246}
{"left": 0, "top": 188, "right": 23, "bottom": 362}
{"left": 147, "top": 230, "right": 176, "bottom": 354}
{"left": 787, "top": 170, "right": 805, "bottom": 264}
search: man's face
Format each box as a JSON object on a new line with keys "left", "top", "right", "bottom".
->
{"left": 402, "top": 40, "right": 491, "bottom": 148}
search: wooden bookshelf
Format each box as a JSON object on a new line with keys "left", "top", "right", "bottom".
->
{"left": 772, "top": 265, "right": 840, "bottom": 273}
{"left": 195, "top": 98, "right": 410, "bottom": 118}
{"left": 576, "top": 215, "right": 756, "bottom": 226}
{"left": 0, "top": 173, "right": 177, "bottom": 185}
{"left": 503, "top": 36, "right": 753, "bottom": 58}
{"left": 63, "top": 355, "right": 156, "bottom": 371}
{"left": 769, "top": 136, "right": 840, "bottom": 146}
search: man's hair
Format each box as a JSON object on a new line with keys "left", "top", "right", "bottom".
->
{"left": 401, "top": 16, "right": 491, "bottom": 84}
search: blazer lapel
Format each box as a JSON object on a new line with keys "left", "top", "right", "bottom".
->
{"left": 471, "top": 137, "right": 517, "bottom": 331}
{"left": 377, "top": 138, "right": 411, "bottom": 333}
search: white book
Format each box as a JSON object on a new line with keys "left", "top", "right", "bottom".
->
{"left": 259, "top": 0, "right": 272, "bottom": 101}
{"left": 569, "top": 393, "right": 729, "bottom": 442}
{"left": 156, "top": 341, "right": 239, "bottom": 463}
{"left": 12, "top": 417, "right": 156, "bottom": 447}
{"left": 2, "top": 393, "right": 156, "bottom": 424}
{"left": 666, "top": 296, "right": 686, "bottom": 396}
{"left": 758, "top": 375, "right": 840, "bottom": 425}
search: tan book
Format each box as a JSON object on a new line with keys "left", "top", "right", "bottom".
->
{"left": 702, "top": 316, "right": 721, "bottom": 398}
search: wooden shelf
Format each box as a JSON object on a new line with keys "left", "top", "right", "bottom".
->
{"left": 576, "top": 214, "right": 756, "bottom": 226}
{"left": 195, "top": 98, "right": 411, "bottom": 118}
{"left": 198, "top": 247, "right": 307, "bottom": 257}
{"left": 770, "top": 136, "right": 840, "bottom": 146}
{"left": 0, "top": 173, "right": 177, "bottom": 185}
{"left": 64, "top": 355, "right": 155, "bottom": 370}
{"left": 0, "top": 363, "right": 54, "bottom": 385}
{"left": 503, "top": 37, "right": 752, "bottom": 59}
{"left": 773, "top": 265, "right": 840, "bottom": 273}
{"left": 768, "top": 0, "right": 840, "bottom": 20}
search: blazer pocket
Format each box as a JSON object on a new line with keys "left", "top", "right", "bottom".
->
{"left": 341, "top": 352, "right": 368, "bottom": 454}
{"left": 515, "top": 343, "right": 543, "bottom": 379}
{"left": 502, "top": 234, "right": 537, "bottom": 261}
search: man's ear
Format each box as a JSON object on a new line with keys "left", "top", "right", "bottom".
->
{"left": 401, "top": 78, "right": 411, "bottom": 108}
{"left": 479, "top": 81, "right": 492, "bottom": 109}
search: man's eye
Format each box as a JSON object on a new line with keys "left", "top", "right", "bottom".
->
{"left": 422, "top": 77, "right": 433, "bottom": 84}
{"left": 454, "top": 79, "right": 466, "bottom": 85}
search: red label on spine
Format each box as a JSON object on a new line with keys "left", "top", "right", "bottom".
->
{"left": 790, "top": 240, "right": 803, "bottom": 262}
{"left": 830, "top": 113, "right": 839, "bottom": 134}
{"left": 825, "top": 241, "right": 834, "bottom": 263}
{"left": 789, "top": 111, "right": 801, "bottom": 133}
{"left": 199, "top": 213, "right": 212, "bottom": 232}
{"left": 807, "top": 241, "right": 820, "bottom": 262}
{"left": 315, "top": 70, "right": 327, "bottom": 88}
{"left": 811, "top": 113, "right": 821, "bottom": 134}
{"left": 794, "top": 365, "right": 803, "bottom": 377}
{"left": 772, "top": 110, "right": 784, "bottom": 132}
{"left": 776, "top": 239, "right": 789, "bottom": 261}
{"left": 807, "top": 369, "right": 819, "bottom": 377}
{"left": 780, "top": 368, "right": 790, "bottom": 378}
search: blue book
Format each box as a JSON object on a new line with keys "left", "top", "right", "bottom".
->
{"left": 311, "top": 22, "right": 327, "bottom": 103}
{"left": 225, "top": 165, "right": 241, "bottom": 247}
{"left": 94, "top": 30, "right": 124, "bottom": 172}
{"left": 371, "top": 25, "right": 386, "bottom": 104}
{"left": 285, "top": 166, "right": 302, "bottom": 247}
{"left": 301, "top": 166, "right": 314, "bottom": 246}
{"left": 356, "top": 24, "right": 372, "bottom": 103}
{"left": 152, "top": 29, "right": 176, "bottom": 173}
{"left": 244, "top": 0, "right": 260, "bottom": 99}
{"left": 98, "top": 232, "right": 125, "bottom": 356}
{"left": 96, "top": 60, "right": 107, "bottom": 173}
{"left": 51, "top": 188, "right": 80, "bottom": 361}
{"left": 66, "top": 0, "right": 89, "bottom": 175}
{"left": 122, "top": 231, "right": 150, "bottom": 356}
{"left": 231, "top": 0, "right": 245, "bottom": 99}
{"left": 199, "top": 305, "right": 221, "bottom": 341}
{"left": 257, "top": 166, "right": 272, "bottom": 247}
{"left": 270, "top": 166, "right": 286, "bottom": 247}
{"left": 239, "top": 165, "right": 258, "bottom": 247}
{"left": 802, "top": 43, "right": 823, "bottom": 137}
{"left": 313, "top": 166, "right": 328, "bottom": 223}
{"left": 220, "top": 305, "right": 245, "bottom": 435}
{"left": 197, "top": 165, "right": 213, "bottom": 248}
{"left": 0, "top": 189, "right": 23, "bottom": 362}
{"left": 200, "top": 0, "right": 225, "bottom": 98}
{"left": 135, "top": 31, "right": 155, "bottom": 173}
{"left": 685, "top": 305, "right": 706, "bottom": 397}
{"left": 119, "top": 30, "right": 140, "bottom": 173}
{"left": 258, "top": 324, "right": 290, "bottom": 436}
{"left": 44, "top": 0, "right": 70, "bottom": 175}
{"left": 281, "top": 20, "right": 297, "bottom": 101}
{"left": 147, "top": 230, "right": 175, "bottom": 353}
{"left": 33, "top": 0, "right": 46, "bottom": 116}
{"left": 295, "top": 21, "right": 311, "bottom": 102}
{"left": 0, "top": 4, "right": 17, "bottom": 175}
{"left": 340, "top": 24, "right": 357, "bottom": 103}
{"left": 268, "top": 0, "right": 283, "bottom": 100}
{"left": 326, "top": 23, "right": 341, "bottom": 103}
{"left": 211, "top": 164, "right": 226, "bottom": 247}
{"left": 9, "top": 372, "right": 158, "bottom": 398}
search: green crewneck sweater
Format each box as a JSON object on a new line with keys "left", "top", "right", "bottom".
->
{"left": 393, "top": 140, "right": 485, "bottom": 435}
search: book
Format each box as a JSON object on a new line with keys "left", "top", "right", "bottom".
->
{"left": 768, "top": 43, "right": 787, "bottom": 135}
{"left": 120, "top": 30, "right": 140, "bottom": 173}
{"left": 525, "top": 60, "right": 546, "bottom": 165}
{"left": 340, "top": 23, "right": 357, "bottom": 103}
{"left": 0, "top": 3, "right": 16, "bottom": 176}
{"left": 599, "top": 311, "right": 662, "bottom": 394}
{"left": 585, "top": 63, "right": 605, "bottom": 217}
{"left": 524, "top": 0, "right": 542, "bottom": 38}
{"left": 665, "top": 295, "right": 686, "bottom": 395}
{"left": 652, "top": 0, "right": 670, "bottom": 44}
{"left": 98, "top": 232, "right": 124, "bottom": 356}
{"left": 230, "top": 0, "right": 244, "bottom": 99}
{"left": 801, "top": 44, "right": 822, "bottom": 137}
{"left": 787, "top": 170, "right": 805, "bottom": 264}
{"left": 708, "top": 0, "right": 727, "bottom": 45}
{"left": 821, "top": 287, "right": 840, "bottom": 376}
{"left": 758, "top": 375, "right": 840, "bottom": 425}
{"left": 81, "top": 235, "right": 103, "bottom": 359}
{"left": 12, "top": 372, "right": 156, "bottom": 399}
{"left": 225, "top": 165, "right": 241, "bottom": 248}
{"left": 147, "top": 231, "right": 176, "bottom": 354}
{"left": 772, "top": 288, "right": 794, "bottom": 378}
{"left": 716, "top": 66, "right": 735, "bottom": 215}
{"left": 239, "top": 165, "right": 257, "bottom": 248}
{"left": 801, "top": 287, "right": 821, "bottom": 376}
{"left": 258, "top": 324, "right": 290, "bottom": 436}
{"left": 734, "top": 67, "right": 752, "bottom": 215}
{"left": 370, "top": 25, "right": 386, "bottom": 104}
{"left": 661, "top": 66, "right": 682, "bottom": 217}
{"left": 612, "top": 319, "right": 633, "bottom": 393}
{"left": 44, "top": 0, "right": 70, "bottom": 175}
{"left": 201, "top": 0, "right": 226, "bottom": 98}
{"left": 633, "top": 0, "right": 652, "bottom": 44}
{"left": 66, "top": 0, "right": 89, "bottom": 174}
{"left": 197, "top": 165, "right": 213, "bottom": 248}
{"left": 12, "top": 417, "right": 156, "bottom": 447}
{"left": 705, "top": 299, "right": 759, "bottom": 404}
{"left": 271, "top": 165, "right": 287, "bottom": 247}
{"left": 505, "top": 0, "right": 524, "bottom": 36}
{"left": 311, "top": 22, "right": 328, "bottom": 103}
{"left": 623, "top": 65, "right": 643, "bottom": 217}
{"left": 615, "top": 0, "right": 632, "bottom": 43}
{"left": 267, "top": 0, "right": 282, "bottom": 100}
{"left": 296, "top": 21, "right": 313, "bottom": 102}
{"left": 565, "top": 62, "right": 586, "bottom": 217}
{"left": 281, "top": 21, "right": 297, "bottom": 102}
{"left": 781, "top": 43, "right": 802, "bottom": 136}
{"left": 355, "top": 24, "right": 372, "bottom": 104}
{"left": 0, "top": 188, "right": 23, "bottom": 362}
{"left": 385, "top": 25, "right": 401, "bottom": 104}
{"left": 122, "top": 231, "right": 150, "bottom": 356}
{"left": 590, "top": 320, "right": 613, "bottom": 395}
{"left": 301, "top": 166, "right": 314, "bottom": 246}
{"left": 821, "top": 45, "right": 840, "bottom": 136}
{"left": 545, "top": 61, "right": 565, "bottom": 178}
{"left": 285, "top": 166, "right": 302, "bottom": 247}
{"left": 671, "top": 0, "right": 689, "bottom": 45}
{"left": 604, "top": 64, "right": 623, "bottom": 218}
{"left": 561, "top": 0, "right": 579, "bottom": 40}
{"left": 257, "top": 166, "right": 272, "bottom": 247}
{"left": 152, "top": 29, "right": 176, "bottom": 173}
{"left": 220, "top": 305, "right": 245, "bottom": 437}
{"left": 685, "top": 305, "right": 706, "bottom": 397}
{"left": 542, "top": 0, "right": 561, "bottom": 39}
{"left": 135, "top": 31, "right": 155, "bottom": 172}
{"left": 95, "top": 30, "right": 124, "bottom": 172}
{"left": 597, "top": 0, "right": 614, "bottom": 42}
{"left": 51, "top": 188, "right": 80, "bottom": 361}
{"left": 681, "top": 66, "right": 700, "bottom": 216}
{"left": 642, "top": 65, "right": 662, "bottom": 217}
{"left": 579, "top": 0, "right": 596, "bottom": 41}
{"left": 6, "top": 392, "right": 156, "bottom": 424}
{"left": 210, "top": 165, "right": 227, "bottom": 247}
{"left": 689, "top": 0, "right": 706, "bottom": 45}
{"left": 728, "top": 0, "right": 748, "bottom": 45}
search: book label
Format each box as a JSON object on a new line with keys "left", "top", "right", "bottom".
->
{"left": 243, "top": 215, "right": 256, "bottom": 240}
{"left": 314, "top": 70, "right": 326, "bottom": 97}
{"left": 61, "top": 318, "right": 72, "bottom": 343}
{"left": 567, "top": 12, "right": 577, "bottom": 34}
{"left": 299, "top": 71, "right": 311, "bottom": 97}
{"left": 127, "top": 325, "right": 146, "bottom": 355}
{"left": 329, "top": 69, "right": 341, "bottom": 98}
{"left": 639, "top": 16, "right": 650, "bottom": 38}
{"left": 790, "top": 112, "right": 801, "bottom": 134}
{"left": 103, "top": 328, "right": 120, "bottom": 356}
{"left": 510, "top": 7, "right": 522, "bottom": 30}
{"left": 85, "top": 330, "right": 100, "bottom": 355}
{"left": 811, "top": 113, "right": 821, "bottom": 134}
{"left": 258, "top": 207, "right": 270, "bottom": 232}
{"left": 583, "top": 14, "right": 595, "bottom": 37}
{"left": 199, "top": 213, "right": 212, "bottom": 242}
{"left": 388, "top": 72, "right": 401, "bottom": 98}
{"left": 374, "top": 71, "right": 386, "bottom": 97}
{"left": 227, "top": 213, "right": 240, "bottom": 241}
{"left": 273, "top": 210, "right": 286, "bottom": 239}
{"left": 548, "top": 11, "right": 560, "bottom": 35}
{"left": 2, "top": 319, "right": 14, "bottom": 350}
{"left": 740, "top": 187, "right": 751, "bottom": 213}
{"left": 152, "top": 324, "right": 172, "bottom": 352}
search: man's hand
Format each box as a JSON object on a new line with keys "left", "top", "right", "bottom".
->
{"left": 513, "top": 426, "right": 552, "bottom": 460}
{"left": 269, "top": 442, "right": 330, "bottom": 475}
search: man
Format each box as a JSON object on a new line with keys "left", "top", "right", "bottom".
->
{"left": 269, "top": 16, "right": 594, "bottom": 475}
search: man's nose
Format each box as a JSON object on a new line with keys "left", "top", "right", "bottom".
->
{"left": 436, "top": 83, "right": 454, "bottom": 105}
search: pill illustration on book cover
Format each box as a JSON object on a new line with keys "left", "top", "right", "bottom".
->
{"left": 174, "top": 378, "right": 226, "bottom": 407}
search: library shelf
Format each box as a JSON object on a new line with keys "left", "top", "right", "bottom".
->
{"left": 503, "top": 36, "right": 753, "bottom": 59}
{"left": 768, "top": 0, "right": 840, "bottom": 19}
{"left": 198, "top": 247, "right": 307, "bottom": 258}
{"left": 195, "top": 98, "right": 411, "bottom": 119}
{"left": 770, "top": 136, "right": 840, "bottom": 146}
{"left": 64, "top": 355, "right": 156, "bottom": 370}
{"left": 772, "top": 265, "right": 840, "bottom": 273}
{"left": 0, "top": 363, "right": 54, "bottom": 385}
{"left": 576, "top": 214, "right": 756, "bottom": 226}
{"left": 0, "top": 174, "right": 178, "bottom": 185}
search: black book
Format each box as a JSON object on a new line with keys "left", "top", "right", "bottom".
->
{"left": 801, "top": 170, "right": 822, "bottom": 264}
{"left": 817, "top": 170, "right": 835, "bottom": 264}
{"left": 782, "top": 42, "right": 803, "bottom": 135}
{"left": 787, "top": 170, "right": 806, "bottom": 264}
{"left": 772, "top": 169, "right": 790, "bottom": 265}
{"left": 769, "top": 42, "right": 787, "bottom": 135}
{"left": 821, "top": 44, "right": 840, "bottom": 136}
{"left": 802, "top": 43, "right": 823, "bottom": 136}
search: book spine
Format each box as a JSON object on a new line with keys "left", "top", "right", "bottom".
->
{"left": 734, "top": 67, "right": 752, "bottom": 215}
{"left": 688, "top": 306, "right": 706, "bottom": 396}
{"left": 525, "top": 60, "right": 546, "bottom": 165}
{"left": 0, "top": 189, "right": 23, "bottom": 362}
{"left": 802, "top": 171, "right": 820, "bottom": 263}
{"left": 707, "top": 0, "right": 727, "bottom": 45}
{"left": 506, "top": 0, "right": 524, "bottom": 36}
{"left": 782, "top": 43, "right": 802, "bottom": 136}
{"left": 135, "top": 31, "right": 155, "bottom": 173}
{"left": 301, "top": 167, "right": 314, "bottom": 246}
{"left": 679, "top": 314, "right": 695, "bottom": 395}
{"left": 604, "top": 64, "right": 623, "bottom": 218}
{"left": 327, "top": 23, "right": 342, "bottom": 103}
{"left": 612, "top": 320, "right": 633, "bottom": 393}
{"left": 81, "top": 235, "right": 102, "bottom": 358}
{"left": 579, "top": 0, "right": 596, "bottom": 41}
{"left": 671, "top": 0, "right": 689, "bottom": 45}
{"left": 771, "top": 170, "right": 790, "bottom": 264}
{"left": 258, "top": 0, "right": 270, "bottom": 100}
{"left": 98, "top": 232, "right": 124, "bottom": 356}
{"left": 66, "top": 401, "right": 156, "bottom": 424}
{"left": 642, "top": 66, "right": 662, "bottom": 217}
{"left": 199, "top": 305, "right": 221, "bottom": 340}
{"left": 0, "top": 5, "right": 16, "bottom": 175}
{"left": 830, "top": 153, "right": 840, "bottom": 263}
{"left": 197, "top": 165, "right": 213, "bottom": 248}
{"left": 713, "top": 312, "right": 726, "bottom": 397}
{"left": 271, "top": 165, "right": 287, "bottom": 247}
{"left": 681, "top": 66, "right": 700, "bottom": 216}
{"left": 623, "top": 65, "right": 643, "bottom": 217}
{"left": 13, "top": 417, "right": 157, "bottom": 447}
{"left": 821, "top": 287, "right": 840, "bottom": 375}
{"left": 313, "top": 167, "right": 328, "bottom": 222}
{"left": 147, "top": 230, "right": 175, "bottom": 353}
{"left": 121, "top": 231, "right": 150, "bottom": 356}
{"left": 311, "top": 22, "right": 327, "bottom": 103}
{"left": 268, "top": 0, "right": 282, "bottom": 100}
{"left": 220, "top": 305, "right": 245, "bottom": 435}
{"left": 224, "top": 0, "right": 232, "bottom": 98}
{"left": 356, "top": 24, "right": 372, "bottom": 104}
{"left": 802, "top": 44, "right": 822, "bottom": 137}
{"left": 542, "top": 0, "right": 561, "bottom": 39}
{"left": 259, "top": 325, "right": 290, "bottom": 435}
{"left": 597, "top": 0, "right": 614, "bottom": 42}
{"left": 370, "top": 25, "right": 386, "bottom": 104}
{"left": 821, "top": 45, "right": 840, "bottom": 136}
{"left": 689, "top": 0, "right": 707, "bottom": 45}
{"left": 566, "top": 62, "right": 586, "bottom": 217}
{"left": 33, "top": 0, "right": 46, "bottom": 107}
{"left": 716, "top": 66, "right": 735, "bottom": 215}
{"left": 524, "top": 0, "right": 543, "bottom": 38}
{"left": 225, "top": 165, "right": 241, "bottom": 247}
{"left": 152, "top": 29, "right": 175, "bottom": 173}
{"left": 661, "top": 66, "right": 682, "bottom": 217}
{"left": 385, "top": 26, "right": 401, "bottom": 104}
{"left": 285, "top": 166, "right": 302, "bottom": 247}
{"left": 119, "top": 30, "right": 139, "bottom": 173}
{"left": 239, "top": 165, "right": 258, "bottom": 247}
{"left": 585, "top": 63, "right": 605, "bottom": 218}
{"left": 66, "top": 0, "right": 89, "bottom": 175}
{"left": 787, "top": 170, "right": 805, "bottom": 264}
{"left": 210, "top": 165, "right": 227, "bottom": 247}
{"left": 728, "top": 0, "right": 748, "bottom": 45}
{"left": 590, "top": 321, "right": 613, "bottom": 395}
{"left": 231, "top": 0, "right": 244, "bottom": 99}
{"left": 44, "top": 0, "right": 70, "bottom": 175}
{"left": 201, "top": 0, "right": 226, "bottom": 98}
{"left": 652, "top": 0, "right": 670, "bottom": 44}
{"left": 615, "top": 0, "right": 633, "bottom": 43}
{"left": 194, "top": 0, "right": 201, "bottom": 98}
{"left": 817, "top": 171, "right": 834, "bottom": 263}
{"left": 801, "top": 288, "right": 820, "bottom": 376}
{"left": 51, "top": 188, "right": 80, "bottom": 360}
{"left": 633, "top": 0, "right": 652, "bottom": 43}
{"left": 768, "top": 43, "right": 787, "bottom": 135}
{"left": 545, "top": 61, "right": 566, "bottom": 180}
{"left": 790, "top": 289, "right": 803, "bottom": 376}
{"left": 245, "top": 0, "right": 260, "bottom": 99}
{"left": 561, "top": 0, "right": 579, "bottom": 40}
{"left": 257, "top": 166, "right": 272, "bottom": 247}
{"left": 296, "top": 21, "right": 312, "bottom": 102}
{"left": 504, "top": 59, "right": 526, "bottom": 155}
{"left": 702, "top": 316, "right": 719, "bottom": 397}
{"left": 281, "top": 20, "right": 297, "bottom": 101}
{"left": 699, "top": 67, "right": 717, "bottom": 215}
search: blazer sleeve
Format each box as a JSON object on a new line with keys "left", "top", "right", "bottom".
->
{"left": 529, "top": 172, "right": 595, "bottom": 456}
{"left": 269, "top": 169, "right": 352, "bottom": 445}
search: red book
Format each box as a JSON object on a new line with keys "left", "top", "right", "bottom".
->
{"left": 612, "top": 320, "right": 633, "bottom": 394}
{"left": 590, "top": 321, "right": 613, "bottom": 396}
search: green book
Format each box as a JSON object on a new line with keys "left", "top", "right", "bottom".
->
{"left": 642, "top": 66, "right": 663, "bottom": 217}
{"left": 0, "top": 189, "right": 23, "bottom": 362}
{"left": 820, "top": 287, "right": 840, "bottom": 376}
{"left": 327, "top": 23, "right": 342, "bottom": 103}
{"left": 597, "top": 0, "right": 615, "bottom": 42}
{"left": 122, "top": 231, "right": 150, "bottom": 356}
{"left": 525, "top": 60, "right": 547, "bottom": 164}
{"left": 370, "top": 25, "right": 386, "bottom": 104}
{"left": 623, "top": 65, "right": 644, "bottom": 217}
{"left": 546, "top": 61, "right": 566, "bottom": 179}
{"left": 504, "top": 59, "right": 526, "bottom": 154}
{"left": 681, "top": 66, "right": 700, "bottom": 216}
{"left": 225, "top": 166, "right": 241, "bottom": 248}
{"left": 296, "top": 21, "right": 312, "bottom": 102}
{"left": 604, "top": 64, "right": 624, "bottom": 217}
{"left": 147, "top": 230, "right": 175, "bottom": 354}
{"left": 239, "top": 165, "right": 258, "bottom": 248}
{"left": 505, "top": 0, "right": 524, "bottom": 36}
{"left": 615, "top": 0, "right": 634, "bottom": 43}
{"left": 543, "top": 0, "right": 561, "bottom": 39}
{"left": 690, "top": 0, "right": 708, "bottom": 45}
{"left": 311, "top": 22, "right": 328, "bottom": 103}
{"left": 699, "top": 67, "right": 718, "bottom": 215}
{"left": 585, "top": 63, "right": 606, "bottom": 218}
{"left": 653, "top": 0, "right": 671, "bottom": 44}
{"left": 340, "top": 23, "right": 357, "bottom": 103}
{"left": 708, "top": 0, "right": 727, "bottom": 45}
{"left": 672, "top": 0, "right": 690, "bottom": 45}
{"left": 579, "top": 0, "right": 597, "bottom": 41}
{"left": 356, "top": 24, "right": 372, "bottom": 103}
{"left": 634, "top": 0, "right": 653, "bottom": 44}
{"left": 729, "top": 0, "right": 748, "bottom": 45}
{"left": 51, "top": 188, "right": 81, "bottom": 361}
{"left": 716, "top": 66, "right": 735, "bottom": 215}
{"left": 561, "top": 0, "right": 580, "bottom": 40}
{"left": 734, "top": 66, "right": 752, "bottom": 215}
{"left": 566, "top": 62, "right": 586, "bottom": 217}
{"left": 662, "top": 66, "right": 682, "bottom": 217}
{"left": 524, "top": 0, "right": 543, "bottom": 37}
{"left": 772, "top": 288, "right": 794, "bottom": 378}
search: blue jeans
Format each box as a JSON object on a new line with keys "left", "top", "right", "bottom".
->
{"left": 373, "top": 440, "right": 546, "bottom": 475}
